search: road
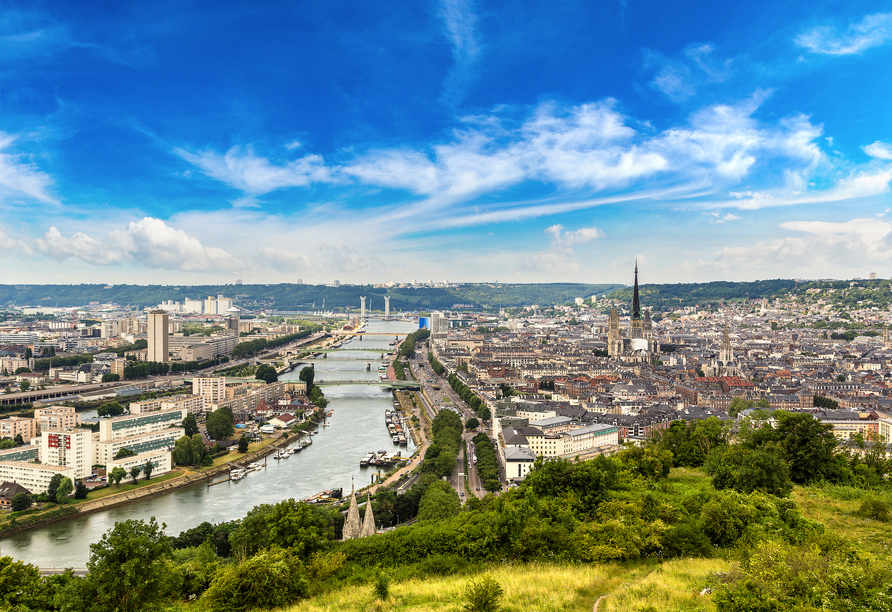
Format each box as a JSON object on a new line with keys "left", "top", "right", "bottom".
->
{"left": 408, "top": 351, "right": 494, "bottom": 499}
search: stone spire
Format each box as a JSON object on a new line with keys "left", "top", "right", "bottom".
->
{"left": 342, "top": 485, "right": 361, "bottom": 541}
{"left": 719, "top": 325, "right": 733, "bottom": 364}
{"left": 632, "top": 261, "right": 641, "bottom": 320}
{"left": 360, "top": 493, "right": 376, "bottom": 537}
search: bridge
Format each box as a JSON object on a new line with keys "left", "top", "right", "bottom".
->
{"left": 314, "top": 379, "right": 420, "bottom": 390}
{"left": 308, "top": 348, "right": 393, "bottom": 354}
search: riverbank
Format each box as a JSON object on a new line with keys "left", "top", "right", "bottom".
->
{"left": 0, "top": 432, "right": 299, "bottom": 538}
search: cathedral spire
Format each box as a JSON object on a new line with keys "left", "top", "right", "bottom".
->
{"left": 632, "top": 261, "right": 641, "bottom": 320}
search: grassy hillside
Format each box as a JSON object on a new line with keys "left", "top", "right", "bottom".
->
{"left": 611, "top": 279, "right": 798, "bottom": 310}
{"left": 286, "top": 558, "right": 733, "bottom": 612}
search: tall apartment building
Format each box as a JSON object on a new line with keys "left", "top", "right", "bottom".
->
{"left": 34, "top": 405, "right": 81, "bottom": 433}
{"left": 192, "top": 376, "right": 227, "bottom": 403}
{"left": 40, "top": 429, "right": 95, "bottom": 479}
{"left": 147, "top": 310, "right": 169, "bottom": 363}
{"left": 101, "top": 319, "right": 120, "bottom": 338}
{"left": 0, "top": 416, "right": 36, "bottom": 442}
{"left": 93, "top": 409, "right": 185, "bottom": 466}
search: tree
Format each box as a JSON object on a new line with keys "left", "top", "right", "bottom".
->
{"left": 56, "top": 477, "right": 74, "bottom": 504}
{"left": 74, "top": 480, "right": 89, "bottom": 499}
{"left": 836, "top": 374, "right": 846, "bottom": 382}
{"left": 182, "top": 413, "right": 199, "bottom": 437}
{"left": 20, "top": 381, "right": 30, "bottom": 392}
{"left": 464, "top": 576, "right": 504, "bottom": 612}
{"left": 299, "top": 366, "right": 315, "bottom": 391}
{"left": 13, "top": 434, "right": 24, "bottom": 446}
{"left": 23, "top": 347, "right": 32, "bottom": 360}
{"left": 0, "top": 556, "right": 43, "bottom": 610}
{"left": 255, "top": 364, "right": 278, "bottom": 384}
{"left": 206, "top": 408, "right": 235, "bottom": 440}
{"left": 10, "top": 491, "right": 32, "bottom": 511}
{"left": 143, "top": 460, "right": 154, "bottom": 481}
{"left": 97, "top": 401, "right": 125, "bottom": 418}
{"left": 110, "top": 467, "right": 127, "bottom": 487}
{"left": 14, "top": 367, "right": 31, "bottom": 374}
{"left": 46, "top": 473, "right": 63, "bottom": 501}
{"left": 191, "top": 434, "right": 207, "bottom": 465}
{"left": 172, "top": 435, "right": 194, "bottom": 465}
{"left": 238, "top": 436, "right": 249, "bottom": 453}
{"left": 114, "top": 447, "right": 136, "bottom": 460}
{"left": 102, "top": 373, "right": 121, "bottom": 382}
{"left": 417, "top": 480, "right": 461, "bottom": 522}
{"left": 130, "top": 466, "right": 141, "bottom": 484}
{"left": 465, "top": 417, "right": 479, "bottom": 430}
{"left": 228, "top": 498, "right": 329, "bottom": 559}
{"left": 82, "top": 518, "right": 174, "bottom": 612}
{"left": 774, "top": 411, "right": 838, "bottom": 484}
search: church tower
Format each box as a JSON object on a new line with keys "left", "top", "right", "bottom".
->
{"left": 360, "top": 493, "right": 377, "bottom": 537}
{"left": 608, "top": 308, "right": 620, "bottom": 357}
{"left": 629, "top": 262, "right": 644, "bottom": 340}
{"left": 342, "top": 485, "right": 362, "bottom": 540}
{"left": 719, "top": 325, "right": 733, "bottom": 364}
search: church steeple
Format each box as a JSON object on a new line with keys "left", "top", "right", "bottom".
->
{"left": 632, "top": 261, "right": 641, "bottom": 320}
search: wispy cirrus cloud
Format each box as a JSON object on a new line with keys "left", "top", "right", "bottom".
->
{"left": 176, "top": 93, "right": 890, "bottom": 228}
{"left": 796, "top": 13, "right": 892, "bottom": 55}
{"left": 173, "top": 145, "right": 334, "bottom": 195}
{"left": 0, "top": 132, "right": 57, "bottom": 204}
{"left": 438, "top": 0, "right": 481, "bottom": 105}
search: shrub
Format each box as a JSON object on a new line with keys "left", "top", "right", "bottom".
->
{"left": 856, "top": 497, "right": 891, "bottom": 522}
{"left": 202, "top": 546, "right": 307, "bottom": 612}
{"left": 464, "top": 576, "right": 504, "bottom": 612}
{"left": 373, "top": 571, "right": 391, "bottom": 601}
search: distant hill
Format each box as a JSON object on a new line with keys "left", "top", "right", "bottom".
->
{"left": 610, "top": 279, "right": 799, "bottom": 310}
{"left": 0, "top": 283, "right": 624, "bottom": 312}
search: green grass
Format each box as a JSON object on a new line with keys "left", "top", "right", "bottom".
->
{"left": 78, "top": 470, "right": 185, "bottom": 502}
{"left": 793, "top": 482, "right": 892, "bottom": 558}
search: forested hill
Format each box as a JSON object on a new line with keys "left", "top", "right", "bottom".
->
{"left": 611, "top": 279, "right": 799, "bottom": 310}
{"left": 0, "top": 283, "right": 624, "bottom": 312}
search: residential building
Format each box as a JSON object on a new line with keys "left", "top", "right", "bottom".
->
{"left": 40, "top": 428, "right": 95, "bottom": 479}
{"left": 0, "top": 464, "right": 75, "bottom": 496}
{"left": 0, "top": 416, "right": 37, "bottom": 442}
{"left": 147, "top": 310, "right": 169, "bottom": 363}
{"left": 193, "top": 376, "right": 227, "bottom": 403}
{"left": 34, "top": 405, "right": 81, "bottom": 432}
{"left": 0, "top": 481, "right": 31, "bottom": 509}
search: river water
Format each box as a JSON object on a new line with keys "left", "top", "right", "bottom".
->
{"left": 1, "top": 319, "right": 417, "bottom": 568}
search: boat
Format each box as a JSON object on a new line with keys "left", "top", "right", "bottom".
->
{"left": 230, "top": 468, "right": 247, "bottom": 481}
{"left": 360, "top": 451, "right": 374, "bottom": 467}
{"left": 301, "top": 439, "right": 312, "bottom": 448}
{"left": 302, "top": 488, "right": 344, "bottom": 504}
{"left": 274, "top": 450, "right": 284, "bottom": 460}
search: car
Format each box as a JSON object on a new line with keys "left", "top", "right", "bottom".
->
{"left": 475, "top": 487, "right": 480, "bottom": 491}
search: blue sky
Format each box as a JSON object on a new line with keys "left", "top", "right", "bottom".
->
{"left": 1, "top": 0, "right": 891, "bottom": 285}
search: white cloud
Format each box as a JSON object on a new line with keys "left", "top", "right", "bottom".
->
{"left": 796, "top": 13, "right": 892, "bottom": 55}
{"left": 257, "top": 245, "right": 313, "bottom": 272}
{"left": 36, "top": 227, "right": 122, "bottom": 265}
{"left": 112, "top": 217, "right": 245, "bottom": 271}
{"left": 648, "top": 44, "right": 733, "bottom": 102}
{"left": 0, "top": 227, "right": 32, "bottom": 255}
{"left": 714, "top": 217, "right": 892, "bottom": 274}
{"left": 176, "top": 94, "right": 888, "bottom": 228}
{"left": 174, "top": 145, "right": 334, "bottom": 194}
{"left": 524, "top": 224, "right": 604, "bottom": 272}
{"left": 32, "top": 218, "right": 244, "bottom": 271}
{"left": 439, "top": 0, "right": 481, "bottom": 104}
{"left": 864, "top": 141, "right": 892, "bottom": 160}
{"left": 0, "top": 133, "right": 57, "bottom": 204}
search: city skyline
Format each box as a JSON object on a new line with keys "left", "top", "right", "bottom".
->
{"left": 0, "top": 1, "right": 890, "bottom": 285}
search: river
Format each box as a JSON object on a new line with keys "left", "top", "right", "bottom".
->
{"left": 1, "top": 319, "right": 417, "bottom": 568}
